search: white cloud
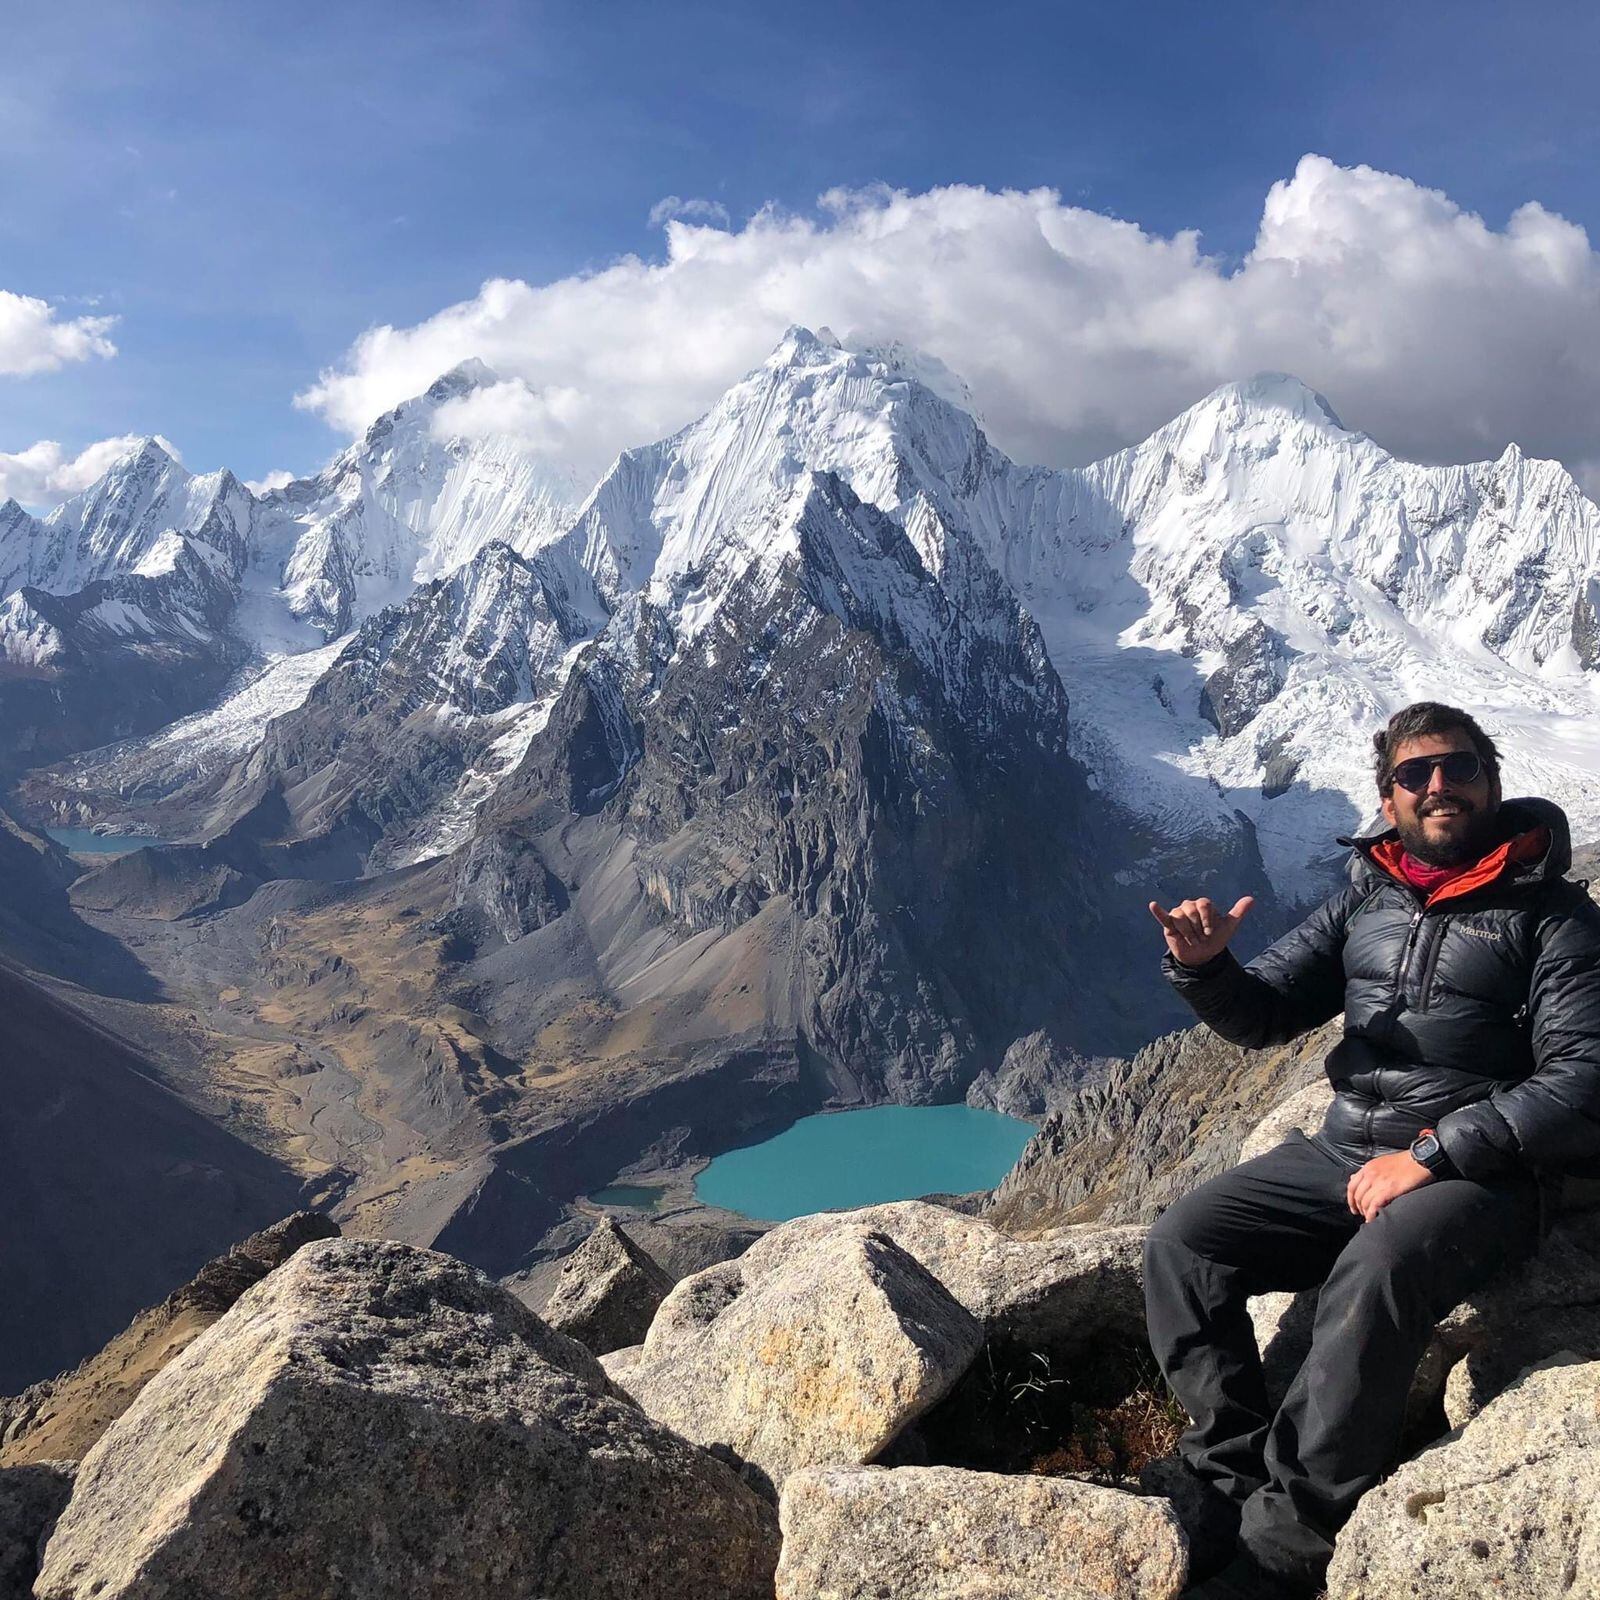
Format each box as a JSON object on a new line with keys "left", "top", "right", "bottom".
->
{"left": 429, "top": 377, "right": 589, "bottom": 460}
{"left": 243, "top": 468, "right": 296, "bottom": 496}
{"left": 0, "top": 290, "right": 118, "bottom": 376}
{"left": 0, "top": 434, "right": 178, "bottom": 507}
{"left": 647, "top": 195, "right": 732, "bottom": 230}
{"left": 296, "top": 157, "right": 1600, "bottom": 489}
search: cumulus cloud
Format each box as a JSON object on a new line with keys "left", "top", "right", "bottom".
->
{"left": 296, "top": 157, "right": 1600, "bottom": 489}
{"left": 0, "top": 290, "right": 118, "bottom": 376}
{"left": 429, "top": 378, "right": 589, "bottom": 466}
{"left": 243, "top": 468, "right": 296, "bottom": 496}
{"left": 647, "top": 195, "right": 732, "bottom": 229}
{"left": 0, "top": 434, "right": 178, "bottom": 507}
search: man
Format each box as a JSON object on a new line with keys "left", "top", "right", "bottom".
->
{"left": 1144, "top": 702, "right": 1600, "bottom": 1599}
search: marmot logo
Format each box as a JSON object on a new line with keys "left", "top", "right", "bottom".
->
{"left": 1454, "top": 924, "right": 1504, "bottom": 942}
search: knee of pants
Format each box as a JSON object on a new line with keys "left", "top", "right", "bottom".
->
{"left": 1322, "top": 1217, "right": 1427, "bottom": 1303}
{"left": 1145, "top": 1195, "right": 1212, "bottom": 1268}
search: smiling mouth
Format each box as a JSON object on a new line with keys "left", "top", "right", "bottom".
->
{"left": 1422, "top": 804, "right": 1468, "bottom": 819}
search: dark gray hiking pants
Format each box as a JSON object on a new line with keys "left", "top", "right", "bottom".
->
{"left": 1143, "top": 1131, "right": 1540, "bottom": 1584}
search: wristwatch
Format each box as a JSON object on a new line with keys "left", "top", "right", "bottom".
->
{"left": 1409, "top": 1127, "right": 1451, "bottom": 1175}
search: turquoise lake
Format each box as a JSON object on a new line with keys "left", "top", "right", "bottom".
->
{"left": 694, "top": 1104, "right": 1037, "bottom": 1223}
{"left": 45, "top": 828, "right": 167, "bottom": 855}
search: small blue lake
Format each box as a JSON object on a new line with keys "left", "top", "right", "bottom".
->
{"left": 45, "top": 828, "right": 168, "bottom": 855}
{"left": 588, "top": 1184, "right": 667, "bottom": 1212}
{"left": 694, "top": 1104, "right": 1037, "bottom": 1223}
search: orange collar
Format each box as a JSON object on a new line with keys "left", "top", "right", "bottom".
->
{"left": 1368, "top": 826, "right": 1549, "bottom": 906}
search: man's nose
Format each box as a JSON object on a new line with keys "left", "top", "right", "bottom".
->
{"left": 1426, "top": 764, "right": 1450, "bottom": 793}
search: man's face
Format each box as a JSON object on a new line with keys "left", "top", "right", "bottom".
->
{"left": 1381, "top": 731, "right": 1501, "bottom": 866}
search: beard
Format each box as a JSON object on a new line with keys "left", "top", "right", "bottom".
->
{"left": 1395, "top": 796, "right": 1501, "bottom": 867}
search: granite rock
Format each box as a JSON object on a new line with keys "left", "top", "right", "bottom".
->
{"left": 775, "top": 1464, "right": 1188, "bottom": 1600}
{"left": 1327, "top": 1355, "right": 1600, "bottom": 1598}
{"left": 537, "top": 1216, "right": 675, "bottom": 1355}
{"left": 625, "top": 1224, "right": 983, "bottom": 1492}
{"left": 34, "top": 1238, "right": 779, "bottom": 1600}
{"left": 1437, "top": 1207, "right": 1600, "bottom": 1427}
{"left": 1238, "top": 1080, "right": 1334, "bottom": 1163}
{"left": 651, "top": 1201, "right": 1147, "bottom": 1359}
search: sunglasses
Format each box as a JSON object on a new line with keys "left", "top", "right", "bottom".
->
{"left": 1388, "top": 751, "right": 1485, "bottom": 793}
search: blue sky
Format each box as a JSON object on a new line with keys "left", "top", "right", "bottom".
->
{"left": 4, "top": 0, "right": 1600, "bottom": 494}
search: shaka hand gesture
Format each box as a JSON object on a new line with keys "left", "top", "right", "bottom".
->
{"left": 1148, "top": 895, "right": 1255, "bottom": 968}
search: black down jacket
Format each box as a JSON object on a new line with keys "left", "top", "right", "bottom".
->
{"left": 1164, "top": 796, "right": 1600, "bottom": 1179}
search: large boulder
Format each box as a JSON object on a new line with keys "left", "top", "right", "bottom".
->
{"left": 35, "top": 1239, "right": 779, "bottom": 1600}
{"left": 0, "top": 1462, "right": 74, "bottom": 1600}
{"left": 1, "top": 1211, "right": 338, "bottom": 1467}
{"left": 641, "top": 1258, "right": 750, "bottom": 1363}
{"left": 1327, "top": 1355, "right": 1600, "bottom": 1598}
{"left": 1437, "top": 1207, "right": 1600, "bottom": 1427}
{"left": 623, "top": 1225, "right": 983, "bottom": 1492}
{"left": 645, "top": 1201, "right": 1147, "bottom": 1360}
{"left": 536, "top": 1216, "right": 675, "bottom": 1355}
{"left": 775, "top": 1464, "right": 1189, "bottom": 1600}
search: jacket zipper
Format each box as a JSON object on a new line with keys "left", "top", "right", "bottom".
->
{"left": 1372, "top": 904, "right": 1427, "bottom": 1158}
{"left": 1396, "top": 906, "right": 1425, "bottom": 1002}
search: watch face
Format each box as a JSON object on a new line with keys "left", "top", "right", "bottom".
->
{"left": 1412, "top": 1134, "right": 1442, "bottom": 1165}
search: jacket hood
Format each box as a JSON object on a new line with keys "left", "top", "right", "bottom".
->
{"left": 1342, "top": 795, "right": 1573, "bottom": 893}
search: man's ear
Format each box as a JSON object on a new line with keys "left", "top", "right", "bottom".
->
{"left": 1381, "top": 791, "right": 1398, "bottom": 828}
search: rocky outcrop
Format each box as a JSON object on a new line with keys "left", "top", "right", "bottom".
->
{"left": 984, "top": 1018, "right": 1337, "bottom": 1232}
{"left": 1198, "top": 619, "right": 1288, "bottom": 739}
{"left": 620, "top": 1225, "right": 983, "bottom": 1493}
{"left": 641, "top": 1257, "right": 749, "bottom": 1363}
{"left": 1435, "top": 1206, "right": 1600, "bottom": 1427}
{"left": 2, "top": 1211, "right": 337, "bottom": 1468}
{"left": 35, "top": 1238, "right": 778, "bottom": 1600}
{"left": 775, "top": 1464, "right": 1188, "bottom": 1600}
{"left": 0, "top": 1462, "right": 74, "bottom": 1600}
{"left": 643, "top": 1202, "right": 1147, "bottom": 1364}
{"left": 964, "top": 1029, "right": 1105, "bottom": 1117}
{"left": 1327, "top": 1355, "right": 1600, "bottom": 1598}
{"left": 536, "top": 1216, "right": 675, "bottom": 1355}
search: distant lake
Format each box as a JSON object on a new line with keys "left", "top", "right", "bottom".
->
{"left": 45, "top": 828, "right": 168, "bottom": 855}
{"left": 587, "top": 1184, "right": 667, "bottom": 1212}
{"left": 694, "top": 1104, "right": 1037, "bottom": 1223}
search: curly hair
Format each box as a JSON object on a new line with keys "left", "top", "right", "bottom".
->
{"left": 1372, "top": 702, "right": 1502, "bottom": 795}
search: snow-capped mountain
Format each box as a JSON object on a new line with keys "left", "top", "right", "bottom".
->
{"left": 1017, "top": 374, "right": 1600, "bottom": 889}
{"left": 250, "top": 360, "right": 583, "bottom": 639}
{"left": 0, "top": 438, "right": 254, "bottom": 601}
{"left": 0, "top": 362, "right": 588, "bottom": 772}
{"left": 555, "top": 330, "right": 1600, "bottom": 898}
{"left": 207, "top": 537, "right": 608, "bottom": 864}
{"left": 14, "top": 326, "right": 1600, "bottom": 910}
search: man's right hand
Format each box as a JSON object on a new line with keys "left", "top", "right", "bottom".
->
{"left": 1148, "top": 895, "right": 1255, "bottom": 968}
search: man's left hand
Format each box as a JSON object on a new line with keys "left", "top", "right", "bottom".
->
{"left": 1347, "top": 1150, "right": 1434, "bottom": 1222}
